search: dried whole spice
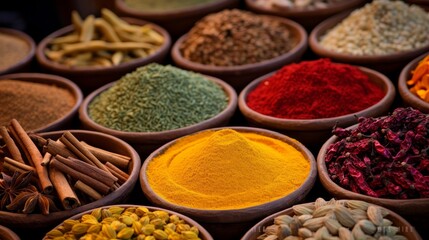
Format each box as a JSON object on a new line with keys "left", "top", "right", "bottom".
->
{"left": 407, "top": 54, "right": 429, "bottom": 101}
{"left": 180, "top": 9, "right": 297, "bottom": 66}
{"left": 0, "top": 171, "right": 34, "bottom": 210}
{"left": 325, "top": 107, "right": 429, "bottom": 199}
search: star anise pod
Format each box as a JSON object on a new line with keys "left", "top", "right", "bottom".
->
{"left": 0, "top": 170, "right": 34, "bottom": 210}
{"left": 6, "top": 184, "right": 59, "bottom": 215}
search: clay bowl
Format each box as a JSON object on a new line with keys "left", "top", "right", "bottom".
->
{"left": 0, "top": 28, "right": 36, "bottom": 75}
{"left": 245, "top": 0, "right": 367, "bottom": 30}
{"left": 79, "top": 75, "right": 237, "bottom": 157}
{"left": 140, "top": 126, "right": 317, "bottom": 240}
{"left": 238, "top": 66, "right": 396, "bottom": 150}
{"left": 309, "top": 11, "right": 429, "bottom": 75}
{"left": 241, "top": 201, "right": 422, "bottom": 240}
{"left": 398, "top": 52, "right": 429, "bottom": 113}
{"left": 43, "top": 204, "right": 213, "bottom": 240}
{"left": 317, "top": 125, "right": 429, "bottom": 222}
{"left": 0, "top": 225, "right": 20, "bottom": 240}
{"left": 0, "top": 130, "right": 141, "bottom": 229}
{"left": 114, "top": 0, "right": 240, "bottom": 38}
{"left": 171, "top": 16, "right": 308, "bottom": 91}
{"left": 0, "top": 73, "right": 83, "bottom": 133}
{"left": 406, "top": 0, "right": 429, "bottom": 11}
{"left": 36, "top": 17, "right": 171, "bottom": 94}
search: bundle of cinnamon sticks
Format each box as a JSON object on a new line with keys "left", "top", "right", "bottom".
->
{"left": 0, "top": 119, "right": 131, "bottom": 212}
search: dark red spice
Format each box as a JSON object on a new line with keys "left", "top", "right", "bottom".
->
{"left": 325, "top": 107, "right": 429, "bottom": 199}
{"left": 246, "top": 59, "right": 385, "bottom": 119}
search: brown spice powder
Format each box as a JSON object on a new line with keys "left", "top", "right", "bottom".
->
{"left": 0, "top": 33, "right": 30, "bottom": 71}
{"left": 0, "top": 80, "right": 75, "bottom": 131}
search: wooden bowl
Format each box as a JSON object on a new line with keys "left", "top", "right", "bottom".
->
{"left": 398, "top": 52, "right": 429, "bottom": 113}
{"left": 245, "top": 0, "right": 367, "bottom": 30}
{"left": 238, "top": 66, "right": 396, "bottom": 150}
{"left": 317, "top": 127, "right": 429, "bottom": 221}
{"left": 309, "top": 11, "right": 429, "bottom": 74}
{"left": 114, "top": 0, "right": 240, "bottom": 38}
{"left": 241, "top": 201, "right": 422, "bottom": 240}
{"left": 79, "top": 75, "right": 237, "bottom": 157}
{"left": 171, "top": 16, "right": 308, "bottom": 91}
{"left": 36, "top": 17, "right": 171, "bottom": 94}
{"left": 140, "top": 126, "right": 317, "bottom": 240}
{"left": 0, "top": 130, "right": 141, "bottom": 229}
{"left": 0, "top": 225, "right": 20, "bottom": 240}
{"left": 0, "top": 28, "right": 35, "bottom": 75}
{"left": 43, "top": 204, "right": 213, "bottom": 240}
{"left": 0, "top": 73, "right": 83, "bottom": 133}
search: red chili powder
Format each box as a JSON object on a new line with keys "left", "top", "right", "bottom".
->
{"left": 246, "top": 59, "right": 385, "bottom": 119}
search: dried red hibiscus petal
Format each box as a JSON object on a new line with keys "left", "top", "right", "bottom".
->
{"left": 326, "top": 107, "right": 429, "bottom": 199}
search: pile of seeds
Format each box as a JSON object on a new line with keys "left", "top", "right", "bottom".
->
{"left": 253, "top": 0, "right": 344, "bottom": 10}
{"left": 179, "top": 9, "right": 297, "bottom": 66}
{"left": 124, "top": 0, "right": 218, "bottom": 11}
{"left": 0, "top": 33, "right": 30, "bottom": 71}
{"left": 257, "top": 198, "right": 407, "bottom": 240}
{"left": 45, "top": 206, "right": 202, "bottom": 239}
{"left": 319, "top": 0, "right": 429, "bottom": 55}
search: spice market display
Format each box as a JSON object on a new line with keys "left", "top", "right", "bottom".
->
{"left": 1, "top": 0, "right": 429, "bottom": 239}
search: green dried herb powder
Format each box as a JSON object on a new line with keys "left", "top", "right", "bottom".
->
{"left": 124, "top": 0, "right": 218, "bottom": 11}
{"left": 88, "top": 63, "right": 228, "bottom": 132}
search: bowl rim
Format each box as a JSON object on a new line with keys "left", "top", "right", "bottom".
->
{"left": 0, "top": 27, "right": 36, "bottom": 75}
{"left": 114, "top": 0, "right": 239, "bottom": 18}
{"left": 43, "top": 204, "right": 214, "bottom": 240}
{"left": 35, "top": 17, "right": 171, "bottom": 75}
{"left": 140, "top": 126, "right": 317, "bottom": 223}
{"left": 0, "top": 72, "right": 83, "bottom": 133}
{"left": 245, "top": 0, "right": 366, "bottom": 17}
{"left": 0, "top": 225, "right": 20, "bottom": 240}
{"left": 79, "top": 74, "right": 238, "bottom": 143}
{"left": 317, "top": 123, "right": 429, "bottom": 206}
{"left": 171, "top": 15, "right": 308, "bottom": 75}
{"left": 398, "top": 51, "right": 429, "bottom": 113}
{"left": 238, "top": 65, "right": 396, "bottom": 131}
{"left": 309, "top": 10, "right": 429, "bottom": 64}
{"left": 0, "top": 129, "right": 141, "bottom": 227}
{"left": 241, "top": 200, "right": 423, "bottom": 240}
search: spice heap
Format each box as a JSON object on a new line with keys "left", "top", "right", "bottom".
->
{"left": 246, "top": 59, "right": 384, "bottom": 119}
{"left": 326, "top": 107, "right": 429, "bottom": 199}
{"left": 0, "top": 32, "right": 30, "bottom": 71}
{"left": 45, "top": 8, "right": 164, "bottom": 67}
{"left": 258, "top": 198, "right": 407, "bottom": 240}
{"left": 88, "top": 63, "right": 228, "bottom": 132}
{"left": 253, "top": 0, "right": 344, "bottom": 10}
{"left": 45, "top": 206, "right": 202, "bottom": 240}
{"left": 407, "top": 54, "right": 429, "bottom": 102}
{"left": 320, "top": 0, "right": 429, "bottom": 55}
{"left": 124, "top": 0, "right": 218, "bottom": 11}
{"left": 180, "top": 9, "right": 297, "bottom": 66}
{"left": 147, "top": 129, "right": 310, "bottom": 210}
{"left": 0, "top": 79, "right": 75, "bottom": 131}
{"left": 0, "top": 119, "right": 131, "bottom": 214}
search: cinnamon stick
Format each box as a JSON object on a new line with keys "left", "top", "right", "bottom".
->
{"left": 81, "top": 141, "right": 130, "bottom": 169}
{"left": 41, "top": 152, "right": 52, "bottom": 166}
{"left": 74, "top": 180, "right": 102, "bottom": 200}
{"left": 7, "top": 125, "right": 30, "bottom": 163}
{"left": 4, "top": 157, "right": 35, "bottom": 172}
{"left": 49, "top": 166, "right": 81, "bottom": 210}
{"left": 10, "top": 119, "right": 53, "bottom": 194}
{"left": 50, "top": 158, "right": 111, "bottom": 194}
{"left": 43, "top": 139, "right": 77, "bottom": 159}
{"left": 105, "top": 162, "right": 128, "bottom": 185}
{"left": 0, "top": 126, "right": 24, "bottom": 163}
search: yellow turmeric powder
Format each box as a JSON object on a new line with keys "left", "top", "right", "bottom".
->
{"left": 146, "top": 129, "right": 311, "bottom": 210}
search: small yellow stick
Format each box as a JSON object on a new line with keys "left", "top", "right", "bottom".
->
{"left": 80, "top": 15, "right": 95, "bottom": 42}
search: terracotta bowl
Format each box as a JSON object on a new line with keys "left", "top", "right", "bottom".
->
{"left": 171, "top": 16, "right": 308, "bottom": 91}
{"left": 43, "top": 204, "right": 213, "bottom": 240}
{"left": 238, "top": 66, "right": 396, "bottom": 150}
{"left": 140, "top": 126, "right": 317, "bottom": 240}
{"left": 36, "top": 17, "right": 171, "bottom": 94}
{"left": 114, "top": 0, "right": 240, "bottom": 38}
{"left": 0, "top": 225, "right": 20, "bottom": 240}
{"left": 0, "top": 130, "right": 141, "bottom": 229}
{"left": 317, "top": 126, "right": 429, "bottom": 221}
{"left": 245, "top": 0, "right": 367, "bottom": 30}
{"left": 0, "top": 28, "right": 35, "bottom": 75}
{"left": 406, "top": 0, "right": 429, "bottom": 11}
{"left": 0, "top": 73, "right": 83, "bottom": 133}
{"left": 79, "top": 75, "right": 237, "bottom": 157}
{"left": 309, "top": 11, "right": 429, "bottom": 74}
{"left": 241, "top": 201, "right": 422, "bottom": 240}
{"left": 398, "top": 52, "right": 429, "bottom": 113}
